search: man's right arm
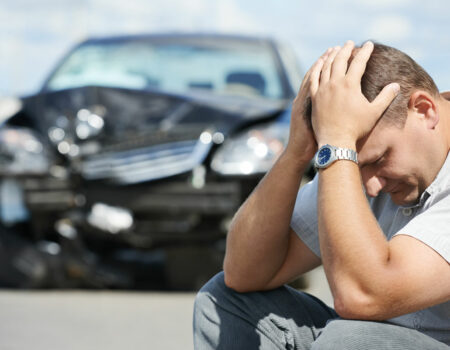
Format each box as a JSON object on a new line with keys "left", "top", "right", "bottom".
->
{"left": 222, "top": 53, "right": 330, "bottom": 292}
{"left": 223, "top": 148, "right": 321, "bottom": 293}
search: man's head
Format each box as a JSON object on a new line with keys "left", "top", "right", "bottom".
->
{"left": 358, "top": 43, "right": 439, "bottom": 127}
{"left": 304, "top": 42, "right": 439, "bottom": 128}
{"left": 305, "top": 42, "right": 448, "bottom": 205}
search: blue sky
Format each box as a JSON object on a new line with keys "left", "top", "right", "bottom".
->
{"left": 2, "top": 0, "right": 450, "bottom": 96}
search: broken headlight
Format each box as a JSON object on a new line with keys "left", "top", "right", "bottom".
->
{"left": 211, "top": 122, "right": 288, "bottom": 175}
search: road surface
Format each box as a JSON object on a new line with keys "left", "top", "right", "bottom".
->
{"left": 0, "top": 267, "right": 332, "bottom": 349}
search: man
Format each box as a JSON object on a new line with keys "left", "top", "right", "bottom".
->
{"left": 193, "top": 41, "right": 450, "bottom": 349}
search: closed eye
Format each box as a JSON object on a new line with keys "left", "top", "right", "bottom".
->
{"left": 376, "top": 148, "right": 391, "bottom": 166}
{"left": 375, "top": 156, "right": 385, "bottom": 165}
{"left": 359, "top": 153, "right": 386, "bottom": 169}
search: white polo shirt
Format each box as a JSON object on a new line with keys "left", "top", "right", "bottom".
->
{"left": 290, "top": 153, "right": 450, "bottom": 345}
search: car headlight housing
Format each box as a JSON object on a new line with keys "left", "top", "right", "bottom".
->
{"left": 211, "top": 122, "right": 288, "bottom": 175}
{"left": 0, "top": 127, "right": 50, "bottom": 175}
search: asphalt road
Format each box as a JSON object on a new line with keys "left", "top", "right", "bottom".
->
{"left": 0, "top": 267, "right": 332, "bottom": 350}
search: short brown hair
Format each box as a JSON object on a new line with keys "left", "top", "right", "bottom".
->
{"left": 303, "top": 42, "right": 439, "bottom": 128}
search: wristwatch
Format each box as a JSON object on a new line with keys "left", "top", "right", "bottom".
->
{"left": 314, "top": 144, "right": 358, "bottom": 169}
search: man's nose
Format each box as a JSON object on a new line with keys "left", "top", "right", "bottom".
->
{"left": 364, "top": 175, "right": 387, "bottom": 197}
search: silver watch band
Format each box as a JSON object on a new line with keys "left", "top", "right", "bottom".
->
{"left": 335, "top": 147, "right": 358, "bottom": 163}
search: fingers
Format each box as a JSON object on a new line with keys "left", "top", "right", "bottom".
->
{"left": 309, "top": 57, "right": 325, "bottom": 95}
{"left": 318, "top": 40, "right": 373, "bottom": 84}
{"left": 320, "top": 46, "right": 340, "bottom": 83}
{"left": 306, "top": 40, "right": 375, "bottom": 96}
{"left": 372, "top": 82, "right": 400, "bottom": 116}
{"left": 297, "top": 48, "right": 333, "bottom": 94}
{"left": 347, "top": 41, "right": 374, "bottom": 81}
{"left": 330, "top": 40, "right": 355, "bottom": 77}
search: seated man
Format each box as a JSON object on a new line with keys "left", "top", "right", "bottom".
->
{"left": 193, "top": 41, "right": 450, "bottom": 349}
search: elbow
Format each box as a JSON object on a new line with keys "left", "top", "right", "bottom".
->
{"left": 223, "top": 273, "right": 245, "bottom": 293}
{"left": 223, "top": 269, "right": 255, "bottom": 293}
{"left": 223, "top": 259, "right": 267, "bottom": 293}
{"left": 333, "top": 288, "right": 387, "bottom": 320}
{"left": 223, "top": 260, "right": 253, "bottom": 293}
{"left": 333, "top": 295, "right": 367, "bottom": 320}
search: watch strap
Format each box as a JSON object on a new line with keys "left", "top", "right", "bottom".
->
{"left": 334, "top": 147, "right": 358, "bottom": 163}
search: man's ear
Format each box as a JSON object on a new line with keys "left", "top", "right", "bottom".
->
{"left": 408, "top": 90, "right": 439, "bottom": 129}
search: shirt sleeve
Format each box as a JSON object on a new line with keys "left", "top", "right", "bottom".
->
{"left": 394, "top": 195, "right": 450, "bottom": 263}
{"left": 290, "top": 174, "right": 321, "bottom": 257}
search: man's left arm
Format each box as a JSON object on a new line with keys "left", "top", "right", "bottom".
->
{"left": 309, "top": 41, "right": 450, "bottom": 320}
{"left": 318, "top": 160, "right": 450, "bottom": 320}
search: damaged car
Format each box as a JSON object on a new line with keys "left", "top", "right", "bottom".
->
{"left": 0, "top": 33, "right": 307, "bottom": 289}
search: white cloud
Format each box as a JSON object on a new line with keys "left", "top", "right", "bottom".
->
{"left": 62, "top": 0, "right": 261, "bottom": 36}
{"left": 366, "top": 15, "right": 412, "bottom": 41}
{"left": 213, "top": 0, "right": 261, "bottom": 33}
{"left": 357, "top": 0, "right": 413, "bottom": 7}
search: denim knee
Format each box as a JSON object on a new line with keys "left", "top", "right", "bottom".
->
{"left": 193, "top": 272, "right": 228, "bottom": 349}
{"left": 199, "top": 271, "right": 227, "bottom": 293}
{"left": 194, "top": 271, "right": 226, "bottom": 312}
{"left": 194, "top": 271, "right": 340, "bottom": 350}
{"left": 194, "top": 272, "right": 226, "bottom": 319}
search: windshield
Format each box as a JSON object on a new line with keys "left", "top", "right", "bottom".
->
{"left": 45, "top": 39, "right": 286, "bottom": 99}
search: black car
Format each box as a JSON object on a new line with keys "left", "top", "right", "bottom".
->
{"left": 0, "top": 33, "right": 305, "bottom": 289}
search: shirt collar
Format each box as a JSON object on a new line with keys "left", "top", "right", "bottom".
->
{"left": 422, "top": 150, "right": 450, "bottom": 201}
{"left": 399, "top": 151, "right": 450, "bottom": 209}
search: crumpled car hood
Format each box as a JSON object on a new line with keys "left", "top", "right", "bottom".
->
{"left": 21, "top": 86, "right": 288, "bottom": 139}
{"left": 19, "top": 86, "right": 289, "bottom": 184}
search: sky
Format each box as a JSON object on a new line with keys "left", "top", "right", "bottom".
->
{"left": 2, "top": 0, "right": 450, "bottom": 97}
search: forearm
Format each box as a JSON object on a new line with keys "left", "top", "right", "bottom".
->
{"left": 318, "top": 161, "right": 390, "bottom": 314}
{"left": 223, "top": 149, "right": 310, "bottom": 290}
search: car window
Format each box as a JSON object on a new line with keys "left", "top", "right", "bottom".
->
{"left": 45, "top": 40, "right": 286, "bottom": 99}
{"left": 276, "top": 43, "right": 303, "bottom": 93}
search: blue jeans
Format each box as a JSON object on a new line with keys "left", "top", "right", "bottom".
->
{"left": 193, "top": 272, "right": 449, "bottom": 349}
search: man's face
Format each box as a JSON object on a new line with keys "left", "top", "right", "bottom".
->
{"left": 357, "top": 116, "right": 428, "bottom": 206}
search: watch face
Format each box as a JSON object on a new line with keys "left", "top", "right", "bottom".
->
{"left": 317, "top": 146, "right": 331, "bottom": 165}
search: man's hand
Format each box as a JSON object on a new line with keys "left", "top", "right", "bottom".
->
{"left": 309, "top": 41, "right": 400, "bottom": 149}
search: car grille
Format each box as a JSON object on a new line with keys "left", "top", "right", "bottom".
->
{"left": 81, "top": 139, "right": 212, "bottom": 184}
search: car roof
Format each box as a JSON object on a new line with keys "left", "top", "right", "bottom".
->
{"left": 79, "top": 32, "right": 277, "bottom": 46}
